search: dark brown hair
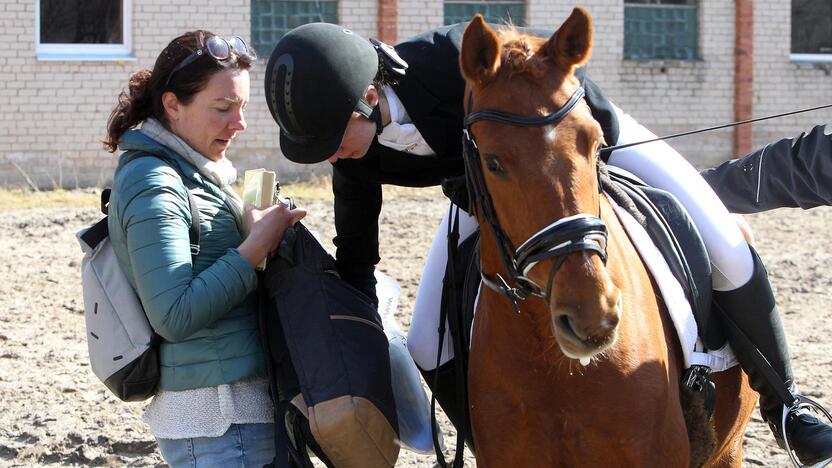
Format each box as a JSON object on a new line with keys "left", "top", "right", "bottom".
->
{"left": 104, "top": 30, "right": 254, "bottom": 153}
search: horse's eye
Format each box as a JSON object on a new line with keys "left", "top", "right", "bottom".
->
{"left": 484, "top": 154, "right": 506, "bottom": 175}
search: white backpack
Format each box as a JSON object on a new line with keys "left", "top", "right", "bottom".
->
{"left": 76, "top": 155, "right": 200, "bottom": 401}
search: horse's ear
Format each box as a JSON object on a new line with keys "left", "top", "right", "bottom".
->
{"left": 461, "top": 15, "right": 501, "bottom": 85}
{"left": 544, "top": 6, "right": 593, "bottom": 72}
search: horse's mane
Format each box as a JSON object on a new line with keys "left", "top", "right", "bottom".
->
{"left": 495, "top": 27, "right": 548, "bottom": 80}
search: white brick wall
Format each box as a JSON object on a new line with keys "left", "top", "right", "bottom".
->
{"left": 0, "top": 0, "right": 254, "bottom": 187}
{"left": 340, "top": 0, "right": 378, "bottom": 38}
{"left": 398, "top": 0, "right": 442, "bottom": 40}
{"left": 2, "top": 0, "right": 830, "bottom": 187}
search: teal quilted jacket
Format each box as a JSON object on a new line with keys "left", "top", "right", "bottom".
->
{"left": 108, "top": 130, "right": 265, "bottom": 391}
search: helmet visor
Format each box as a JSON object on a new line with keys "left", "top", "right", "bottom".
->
{"left": 279, "top": 126, "right": 344, "bottom": 164}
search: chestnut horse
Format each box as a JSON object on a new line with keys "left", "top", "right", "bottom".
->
{"left": 459, "top": 8, "right": 756, "bottom": 467}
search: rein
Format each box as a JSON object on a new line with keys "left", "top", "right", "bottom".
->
{"left": 463, "top": 86, "right": 609, "bottom": 313}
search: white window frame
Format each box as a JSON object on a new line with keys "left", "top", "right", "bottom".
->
{"left": 790, "top": 53, "right": 832, "bottom": 63}
{"left": 35, "top": 0, "right": 135, "bottom": 61}
{"left": 790, "top": 1, "right": 832, "bottom": 63}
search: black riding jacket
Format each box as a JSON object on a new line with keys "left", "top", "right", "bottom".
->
{"left": 701, "top": 124, "right": 832, "bottom": 213}
{"left": 332, "top": 23, "right": 620, "bottom": 301}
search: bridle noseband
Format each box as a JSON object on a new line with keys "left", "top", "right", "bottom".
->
{"left": 463, "top": 85, "right": 609, "bottom": 313}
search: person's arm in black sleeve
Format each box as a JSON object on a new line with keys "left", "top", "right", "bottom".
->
{"left": 332, "top": 162, "right": 383, "bottom": 305}
{"left": 700, "top": 124, "right": 832, "bottom": 213}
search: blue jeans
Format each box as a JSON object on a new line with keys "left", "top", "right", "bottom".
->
{"left": 156, "top": 423, "right": 276, "bottom": 468}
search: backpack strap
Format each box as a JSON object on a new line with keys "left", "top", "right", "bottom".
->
{"left": 78, "top": 188, "right": 115, "bottom": 250}
{"left": 101, "top": 188, "right": 112, "bottom": 215}
{"left": 80, "top": 214, "right": 110, "bottom": 251}
{"left": 185, "top": 190, "right": 201, "bottom": 257}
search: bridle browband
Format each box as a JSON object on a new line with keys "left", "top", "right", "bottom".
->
{"left": 463, "top": 85, "right": 609, "bottom": 313}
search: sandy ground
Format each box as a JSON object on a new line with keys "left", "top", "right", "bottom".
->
{"left": 0, "top": 192, "right": 829, "bottom": 467}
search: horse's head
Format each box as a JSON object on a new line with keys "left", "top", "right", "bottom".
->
{"left": 460, "top": 8, "right": 622, "bottom": 361}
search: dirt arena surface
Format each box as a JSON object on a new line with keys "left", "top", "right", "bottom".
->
{"left": 0, "top": 190, "right": 829, "bottom": 467}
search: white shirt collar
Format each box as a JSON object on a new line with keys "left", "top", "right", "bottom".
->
{"left": 383, "top": 85, "right": 409, "bottom": 124}
{"left": 377, "top": 86, "right": 435, "bottom": 156}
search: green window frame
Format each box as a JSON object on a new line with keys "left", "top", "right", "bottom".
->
{"left": 251, "top": 0, "right": 338, "bottom": 58}
{"left": 444, "top": 0, "right": 525, "bottom": 27}
{"left": 624, "top": 0, "right": 698, "bottom": 61}
{"left": 791, "top": 0, "right": 832, "bottom": 62}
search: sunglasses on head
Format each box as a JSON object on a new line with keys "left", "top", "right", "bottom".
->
{"left": 165, "top": 35, "right": 255, "bottom": 88}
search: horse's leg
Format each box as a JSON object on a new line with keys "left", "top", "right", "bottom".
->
{"left": 707, "top": 368, "right": 756, "bottom": 467}
{"left": 707, "top": 445, "right": 744, "bottom": 468}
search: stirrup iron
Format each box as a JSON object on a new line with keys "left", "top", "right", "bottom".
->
{"left": 781, "top": 395, "right": 832, "bottom": 468}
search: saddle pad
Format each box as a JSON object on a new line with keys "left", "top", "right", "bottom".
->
{"left": 606, "top": 194, "right": 738, "bottom": 372}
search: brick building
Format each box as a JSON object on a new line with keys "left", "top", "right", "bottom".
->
{"left": 1, "top": 0, "right": 830, "bottom": 187}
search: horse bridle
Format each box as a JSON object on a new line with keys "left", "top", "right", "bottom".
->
{"left": 463, "top": 85, "right": 609, "bottom": 313}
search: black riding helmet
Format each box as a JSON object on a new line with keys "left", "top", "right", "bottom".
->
{"left": 265, "top": 23, "right": 379, "bottom": 164}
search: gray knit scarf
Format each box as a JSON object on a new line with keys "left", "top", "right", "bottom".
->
{"left": 140, "top": 118, "right": 243, "bottom": 223}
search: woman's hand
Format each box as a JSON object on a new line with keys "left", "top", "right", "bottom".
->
{"left": 237, "top": 202, "right": 307, "bottom": 267}
{"left": 732, "top": 214, "right": 756, "bottom": 246}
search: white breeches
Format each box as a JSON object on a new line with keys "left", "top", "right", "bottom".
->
{"left": 407, "top": 207, "right": 478, "bottom": 371}
{"left": 607, "top": 105, "right": 753, "bottom": 291}
{"left": 407, "top": 106, "right": 755, "bottom": 371}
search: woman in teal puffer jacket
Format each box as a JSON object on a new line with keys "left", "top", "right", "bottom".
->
{"left": 102, "top": 31, "right": 305, "bottom": 467}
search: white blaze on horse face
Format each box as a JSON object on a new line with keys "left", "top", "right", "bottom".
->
{"left": 543, "top": 124, "right": 558, "bottom": 145}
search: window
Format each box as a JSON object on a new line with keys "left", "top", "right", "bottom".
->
{"left": 624, "top": 0, "right": 698, "bottom": 61}
{"left": 444, "top": 0, "right": 525, "bottom": 27}
{"left": 251, "top": 0, "right": 338, "bottom": 58}
{"left": 791, "top": 0, "right": 832, "bottom": 61}
{"left": 36, "top": 0, "right": 132, "bottom": 61}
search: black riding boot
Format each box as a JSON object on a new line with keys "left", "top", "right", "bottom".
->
{"left": 419, "top": 358, "right": 476, "bottom": 452}
{"left": 713, "top": 246, "right": 832, "bottom": 466}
